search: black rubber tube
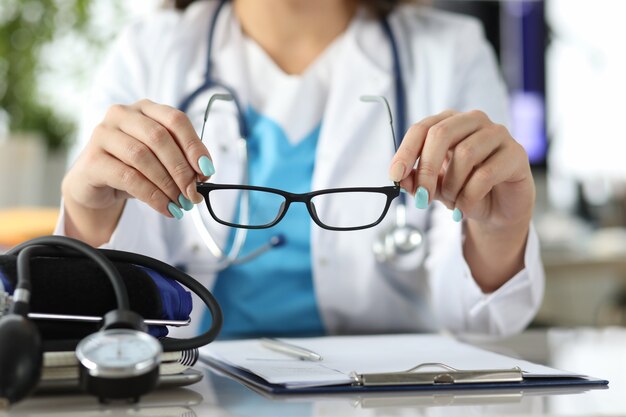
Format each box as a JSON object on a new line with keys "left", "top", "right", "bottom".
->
{"left": 9, "top": 236, "right": 129, "bottom": 310}
{"left": 99, "top": 249, "right": 223, "bottom": 352}
{"left": 7, "top": 236, "right": 222, "bottom": 351}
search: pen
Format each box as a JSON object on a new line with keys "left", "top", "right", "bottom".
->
{"left": 260, "top": 338, "right": 323, "bottom": 361}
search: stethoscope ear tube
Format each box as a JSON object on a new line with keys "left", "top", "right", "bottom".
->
{"left": 190, "top": 205, "right": 287, "bottom": 272}
{"left": 191, "top": 206, "right": 232, "bottom": 260}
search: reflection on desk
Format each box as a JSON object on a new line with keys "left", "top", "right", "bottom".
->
{"left": 7, "top": 327, "right": 626, "bottom": 417}
{"left": 7, "top": 388, "right": 204, "bottom": 417}
{"left": 199, "top": 368, "right": 605, "bottom": 417}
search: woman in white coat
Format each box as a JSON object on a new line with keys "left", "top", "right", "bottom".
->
{"left": 57, "top": 0, "right": 544, "bottom": 338}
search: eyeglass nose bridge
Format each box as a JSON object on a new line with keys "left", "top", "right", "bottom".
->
{"left": 269, "top": 192, "right": 325, "bottom": 228}
{"left": 269, "top": 196, "right": 308, "bottom": 228}
{"left": 295, "top": 192, "right": 348, "bottom": 231}
{"left": 307, "top": 201, "right": 324, "bottom": 228}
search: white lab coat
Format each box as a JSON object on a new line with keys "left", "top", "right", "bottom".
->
{"left": 57, "top": 2, "right": 544, "bottom": 337}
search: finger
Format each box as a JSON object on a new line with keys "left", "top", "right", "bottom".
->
{"left": 435, "top": 173, "right": 456, "bottom": 210}
{"left": 389, "top": 110, "right": 456, "bottom": 184}
{"left": 89, "top": 152, "right": 182, "bottom": 219}
{"left": 424, "top": 152, "right": 456, "bottom": 208}
{"left": 96, "top": 125, "right": 187, "bottom": 210}
{"left": 110, "top": 104, "right": 203, "bottom": 204}
{"left": 455, "top": 143, "right": 521, "bottom": 217}
{"left": 399, "top": 151, "right": 452, "bottom": 196}
{"left": 399, "top": 154, "right": 447, "bottom": 195}
{"left": 439, "top": 125, "right": 502, "bottom": 203}
{"left": 138, "top": 99, "right": 215, "bottom": 179}
{"left": 413, "top": 110, "right": 489, "bottom": 207}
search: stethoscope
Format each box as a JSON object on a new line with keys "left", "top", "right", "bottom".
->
{"left": 178, "top": 0, "right": 426, "bottom": 272}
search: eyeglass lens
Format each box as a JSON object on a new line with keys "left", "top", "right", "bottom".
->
{"left": 309, "top": 191, "right": 389, "bottom": 228}
{"left": 209, "top": 188, "right": 286, "bottom": 227}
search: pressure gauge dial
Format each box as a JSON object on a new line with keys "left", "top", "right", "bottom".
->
{"left": 76, "top": 328, "right": 162, "bottom": 403}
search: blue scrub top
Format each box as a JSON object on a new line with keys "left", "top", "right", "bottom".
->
{"left": 204, "top": 107, "right": 325, "bottom": 339}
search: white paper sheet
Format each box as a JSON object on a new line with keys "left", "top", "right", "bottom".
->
{"left": 200, "top": 334, "right": 583, "bottom": 388}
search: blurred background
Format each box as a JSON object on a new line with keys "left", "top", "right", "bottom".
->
{"left": 2, "top": 0, "right": 626, "bottom": 329}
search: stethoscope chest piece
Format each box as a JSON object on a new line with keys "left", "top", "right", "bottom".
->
{"left": 372, "top": 199, "right": 426, "bottom": 271}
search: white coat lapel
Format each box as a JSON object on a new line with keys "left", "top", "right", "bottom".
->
{"left": 311, "top": 15, "right": 402, "bottom": 331}
{"left": 313, "top": 15, "right": 394, "bottom": 191}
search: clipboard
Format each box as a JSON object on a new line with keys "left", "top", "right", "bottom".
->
{"left": 202, "top": 356, "right": 608, "bottom": 395}
{"left": 204, "top": 363, "right": 606, "bottom": 409}
{"left": 199, "top": 334, "right": 609, "bottom": 395}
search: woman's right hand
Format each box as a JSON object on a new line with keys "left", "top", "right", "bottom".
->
{"left": 61, "top": 99, "right": 215, "bottom": 246}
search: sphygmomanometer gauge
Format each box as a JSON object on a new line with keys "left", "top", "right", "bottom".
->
{"left": 76, "top": 328, "right": 162, "bottom": 403}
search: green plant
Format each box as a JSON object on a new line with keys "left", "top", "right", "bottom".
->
{"left": 0, "top": 0, "right": 118, "bottom": 150}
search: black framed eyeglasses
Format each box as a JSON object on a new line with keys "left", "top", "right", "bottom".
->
{"left": 196, "top": 183, "right": 401, "bottom": 231}
{"left": 196, "top": 93, "right": 402, "bottom": 231}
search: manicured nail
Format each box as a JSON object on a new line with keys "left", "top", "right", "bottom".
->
{"left": 167, "top": 202, "right": 184, "bottom": 220}
{"left": 452, "top": 208, "right": 463, "bottom": 222}
{"left": 389, "top": 161, "right": 406, "bottom": 182}
{"left": 415, "top": 186, "right": 429, "bottom": 209}
{"left": 178, "top": 193, "right": 193, "bottom": 211}
{"left": 198, "top": 156, "right": 215, "bottom": 177}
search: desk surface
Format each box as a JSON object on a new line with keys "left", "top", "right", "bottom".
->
{"left": 6, "top": 328, "right": 625, "bottom": 417}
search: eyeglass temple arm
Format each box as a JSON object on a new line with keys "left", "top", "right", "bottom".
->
{"left": 360, "top": 95, "right": 398, "bottom": 152}
{"left": 200, "top": 93, "right": 234, "bottom": 142}
{"left": 360, "top": 95, "right": 402, "bottom": 189}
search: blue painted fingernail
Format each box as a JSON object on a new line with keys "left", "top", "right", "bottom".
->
{"left": 198, "top": 156, "right": 215, "bottom": 177}
{"left": 178, "top": 193, "right": 193, "bottom": 211}
{"left": 452, "top": 208, "right": 463, "bottom": 222}
{"left": 415, "top": 186, "right": 429, "bottom": 209}
{"left": 168, "top": 202, "right": 183, "bottom": 220}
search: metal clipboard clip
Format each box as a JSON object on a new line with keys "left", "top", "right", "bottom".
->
{"left": 351, "top": 362, "right": 524, "bottom": 386}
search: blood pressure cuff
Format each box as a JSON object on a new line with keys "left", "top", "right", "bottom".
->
{"left": 0, "top": 255, "right": 192, "bottom": 342}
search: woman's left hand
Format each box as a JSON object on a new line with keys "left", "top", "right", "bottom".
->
{"left": 388, "top": 109, "right": 536, "bottom": 292}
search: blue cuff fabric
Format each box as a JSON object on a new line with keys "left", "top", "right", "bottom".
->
{"left": 0, "top": 264, "right": 192, "bottom": 339}
{"left": 0, "top": 269, "right": 13, "bottom": 295}
{"left": 139, "top": 267, "right": 193, "bottom": 338}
